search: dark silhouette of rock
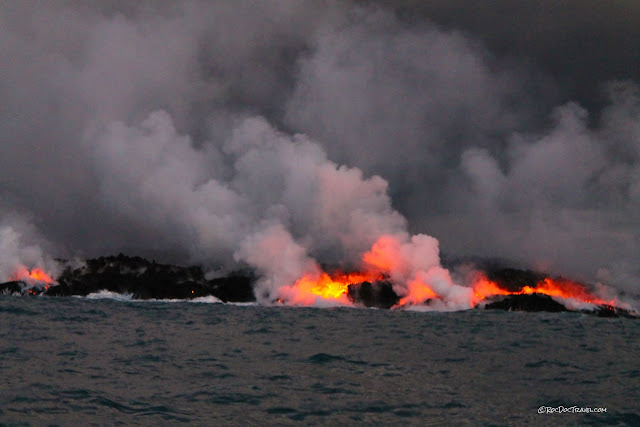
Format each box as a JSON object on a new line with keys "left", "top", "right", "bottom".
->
{"left": 43, "top": 254, "right": 256, "bottom": 302}
{"left": 0, "top": 281, "right": 26, "bottom": 295}
{"left": 347, "top": 280, "right": 399, "bottom": 309}
{"left": 484, "top": 293, "right": 568, "bottom": 312}
{"left": 482, "top": 293, "right": 639, "bottom": 318}
{"left": 591, "top": 304, "right": 637, "bottom": 319}
{"left": 0, "top": 256, "right": 636, "bottom": 318}
{"left": 208, "top": 275, "right": 255, "bottom": 303}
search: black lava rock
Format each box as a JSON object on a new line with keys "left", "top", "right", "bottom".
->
{"left": 484, "top": 293, "right": 568, "bottom": 312}
{"left": 590, "top": 304, "right": 638, "bottom": 319}
{"left": 0, "top": 281, "right": 26, "bottom": 295}
{"left": 208, "top": 275, "right": 256, "bottom": 303}
{"left": 348, "top": 280, "right": 399, "bottom": 309}
{"left": 43, "top": 254, "right": 256, "bottom": 302}
{"left": 3, "top": 255, "right": 637, "bottom": 318}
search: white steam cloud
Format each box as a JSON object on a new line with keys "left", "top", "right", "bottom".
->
{"left": 0, "top": 1, "right": 639, "bottom": 296}
{"left": 0, "top": 216, "right": 59, "bottom": 283}
{"left": 88, "top": 110, "right": 409, "bottom": 302}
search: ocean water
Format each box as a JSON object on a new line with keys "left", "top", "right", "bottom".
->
{"left": 0, "top": 295, "right": 638, "bottom": 426}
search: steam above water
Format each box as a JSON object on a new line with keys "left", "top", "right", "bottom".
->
{"left": 1, "top": 1, "right": 639, "bottom": 295}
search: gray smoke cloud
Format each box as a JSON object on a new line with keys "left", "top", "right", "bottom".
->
{"left": 1, "top": 1, "right": 638, "bottom": 291}
{"left": 0, "top": 214, "right": 59, "bottom": 283}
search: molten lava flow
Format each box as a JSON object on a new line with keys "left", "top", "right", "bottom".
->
{"left": 471, "top": 275, "right": 512, "bottom": 305}
{"left": 289, "top": 270, "right": 383, "bottom": 304}
{"left": 287, "top": 234, "right": 442, "bottom": 306}
{"left": 11, "top": 266, "right": 55, "bottom": 285}
{"left": 286, "top": 231, "right": 617, "bottom": 309}
{"left": 397, "top": 277, "right": 437, "bottom": 306}
{"left": 520, "top": 278, "right": 615, "bottom": 305}
{"left": 471, "top": 274, "right": 615, "bottom": 307}
{"left": 28, "top": 268, "right": 55, "bottom": 284}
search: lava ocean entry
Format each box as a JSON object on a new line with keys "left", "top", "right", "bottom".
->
{"left": 3, "top": 244, "right": 635, "bottom": 318}
{"left": 270, "top": 234, "right": 628, "bottom": 314}
{"left": 285, "top": 269, "right": 617, "bottom": 309}
{"left": 282, "top": 263, "right": 621, "bottom": 313}
{"left": 11, "top": 267, "right": 55, "bottom": 285}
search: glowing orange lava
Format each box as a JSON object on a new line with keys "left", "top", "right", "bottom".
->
{"left": 471, "top": 274, "right": 614, "bottom": 306}
{"left": 471, "top": 276, "right": 512, "bottom": 305}
{"left": 293, "top": 270, "right": 383, "bottom": 302}
{"left": 520, "top": 278, "right": 614, "bottom": 305}
{"left": 11, "top": 266, "right": 55, "bottom": 285}
{"left": 397, "top": 280, "right": 437, "bottom": 306}
{"left": 287, "top": 235, "right": 617, "bottom": 308}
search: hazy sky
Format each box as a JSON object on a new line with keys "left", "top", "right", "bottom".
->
{"left": 1, "top": 1, "right": 638, "bottom": 290}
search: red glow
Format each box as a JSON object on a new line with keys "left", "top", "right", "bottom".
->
{"left": 11, "top": 266, "right": 55, "bottom": 285}
{"left": 397, "top": 277, "right": 437, "bottom": 306}
{"left": 471, "top": 275, "right": 512, "bottom": 305}
{"left": 287, "top": 270, "right": 383, "bottom": 304}
{"left": 471, "top": 274, "right": 615, "bottom": 306}
{"left": 286, "top": 235, "right": 618, "bottom": 309}
{"left": 362, "top": 235, "right": 403, "bottom": 273}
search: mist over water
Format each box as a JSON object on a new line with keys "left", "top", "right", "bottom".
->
{"left": 1, "top": 1, "right": 639, "bottom": 294}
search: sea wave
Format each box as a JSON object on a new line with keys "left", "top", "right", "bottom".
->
{"left": 81, "top": 290, "right": 223, "bottom": 304}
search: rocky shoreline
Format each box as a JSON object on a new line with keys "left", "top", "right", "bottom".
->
{"left": 1, "top": 254, "right": 636, "bottom": 318}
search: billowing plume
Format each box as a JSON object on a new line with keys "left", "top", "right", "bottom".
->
{"left": 1, "top": 1, "right": 639, "bottom": 295}
{"left": 0, "top": 216, "right": 59, "bottom": 283}
{"left": 89, "top": 112, "right": 405, "bottom": 269}
{"left": 362, "top": 233, "right": 472, "bottom": 310}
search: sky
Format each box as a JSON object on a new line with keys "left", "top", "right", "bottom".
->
{"left": 1, "top": 0, "right": 639, "bottom": 291}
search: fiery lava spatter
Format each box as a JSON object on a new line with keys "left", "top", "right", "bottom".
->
{"left": 397, "top": 281, "right": 438, "bottom": 307}
{"left": 11, "top": 266, "right": 55, "bottom": 285}
{"left": 286, "top": 270, "right": 384, "bottom": 304}
{"left": 287, "top": 264, "right": 619, "bottom": 309}
{"left": 471, "top": 274, "right": 615, "bottom": 307}
{"left": 284, "top": 234, "right": 620, "bottom": 309}
{"left": 471, "top": 275, "right": 512, "bottom": 305}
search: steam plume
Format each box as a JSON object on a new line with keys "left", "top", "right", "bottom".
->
{"left": 0, "top": 1, "right": 638, "bottom": 295}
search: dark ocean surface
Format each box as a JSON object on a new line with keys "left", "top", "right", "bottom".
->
{"left": 1, "top": 294, "right": 638, "bottom": 426}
